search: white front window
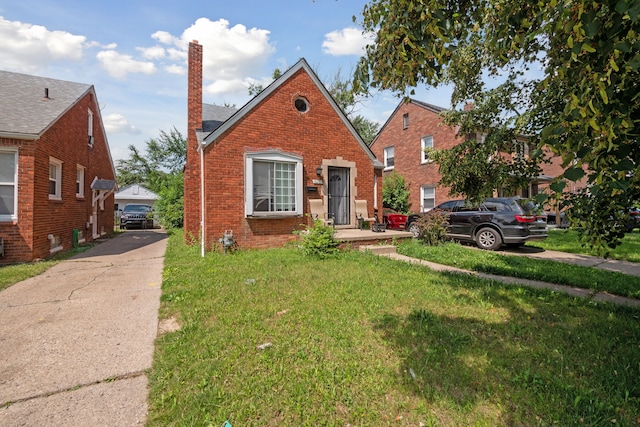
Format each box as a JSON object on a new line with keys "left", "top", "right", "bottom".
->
{"left": 49, "top": 157, "right": 63, "bottom": 200}
{"left": 76, "top": 165, "right": 85, "bottom": 197}
{"left": 421, "top": 135, "right": 433, "bottom": 164}
{"left": 245, "top": 151, "right": 303, "bottom": 217}
{"left": 0, "top": 149, "right": 18, "bottom": 221}
{"left": 421, "top": 185, "right": 435, "bottom": 212}
{"left": 383, "top": 146, "right": 394, "bottom": 170}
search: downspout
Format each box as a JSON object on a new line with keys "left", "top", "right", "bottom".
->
{"left": 199, "top": 141, "right": 205, "bottom": 258}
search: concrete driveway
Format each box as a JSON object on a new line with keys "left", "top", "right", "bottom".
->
{"left": 0, "top": 230, "right": 167, "bottom": 426}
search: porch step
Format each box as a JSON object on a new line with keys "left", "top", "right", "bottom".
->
{"left": 359, "top": 245, "right": 397, "bottom": 255}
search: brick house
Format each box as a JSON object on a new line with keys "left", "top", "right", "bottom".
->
{"left": 0, "top": 70, "right": 116, "bottom": 264}
{"left": 371, "top": 98, "right": 581, "bottom": 213}
{"left": 184, "top": 41, "right": 383, "bottom": 251}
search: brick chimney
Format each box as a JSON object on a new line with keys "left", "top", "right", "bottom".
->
{"left": 184, "top": 40, "right": 203, "bottom": 242}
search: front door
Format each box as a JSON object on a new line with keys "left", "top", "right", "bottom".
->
{"left": 328, "top": 167, "right": 350, "bottom": 225}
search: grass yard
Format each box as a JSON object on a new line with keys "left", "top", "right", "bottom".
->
{"left": 397, "top": 240, "right": 640, "bottom": 299}
{"left": 148, "top": 233, "right": 640, "bottom": 426}
{"left": 531, "top": 228, "right": 640, "bottom": 263}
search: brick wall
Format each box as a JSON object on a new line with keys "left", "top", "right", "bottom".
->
{"left": 0, "top": 90, "right": 115, "bottom": 263}
{"left": 187, "top": 58, "right": 379, "bottom": 250}
{"left": 371, "top": 101, "right": 459, "bottom": 212}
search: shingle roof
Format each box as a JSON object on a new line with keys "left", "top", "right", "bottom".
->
{"left": 0, "top": 70, "right": 91, "bottom": 139}
{"left": 196, "top": 103, "right": 238, "bottom": 143}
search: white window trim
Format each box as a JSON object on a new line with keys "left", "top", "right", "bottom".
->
{"left": 383, "top": 146, "right": 395, "bottom": 170}
{"left": 76, "top": 165, "right": 85, "bottom": 198}
{"left": 421, "top": 135, "right": 433, "bottom": 164}
{"left": 420, "top": 185, "right": 435, "bottom": 213}
{"left": 0, "top": 148, "right": 18, "bottom": 222}
{"left": 244, "top": 150, "right": 303, "bottom": 217}
{"left": 49, "top": 157, "right": 63, "bottom": 200}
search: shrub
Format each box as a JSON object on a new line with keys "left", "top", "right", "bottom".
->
{"left": 414, "top": 209, "right": 450, "bottom": 246}
{"left": 295, "top": 220, "right": 340, "bottom": 258}
{"left": 382, "top": 172, "right": 411, "bottom": 213}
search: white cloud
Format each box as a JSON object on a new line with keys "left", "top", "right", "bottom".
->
{"left": 103, "top": 113, "right": 141, "bottom": 134}
{"left": 96, "top": 50, "right": 156, "bottom": 79}
{"left": 164, "top": 64, "right": 185, "bottom": 75}
{"left": 0, "top": 16, "right": 85, "bottom": 72}
{"left": 154, "top": 17, "right": 275, "bottom": 95}
{"left": 138, "top": 45, "right": 165, "bottom": 60}
{"left": 322, "top": 27, "right": 374, "bottom": 56}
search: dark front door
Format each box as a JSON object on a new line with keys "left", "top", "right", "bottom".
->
{"left": 328, "top": 167, "right": 350, "bottom": 225}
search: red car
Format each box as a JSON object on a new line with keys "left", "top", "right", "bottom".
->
{"left": 382, "top": 210, "right": 408, "bottom": 230}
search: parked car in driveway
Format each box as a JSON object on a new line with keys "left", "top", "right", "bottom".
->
{"left": 120, "top": 204, "right": 155, "bottom": 229}
{"left": 406, "top": 197, "right": 548, "bottom": 250}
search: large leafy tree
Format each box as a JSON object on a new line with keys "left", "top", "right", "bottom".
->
{"left": 116, "top": 127, "right": 186, "bottom": 228}
{"left": 354, "top": 0, "right": 640, "bottom": 251}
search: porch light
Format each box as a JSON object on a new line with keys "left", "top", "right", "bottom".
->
{"left": 316, "top": 165, "right": 323, "bottom": 175}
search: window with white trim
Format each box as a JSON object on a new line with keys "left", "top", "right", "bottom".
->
{"left": 0, "top": 148, "right": 18, "bottom": 221}
{"left": 421, "top": 135, "right": 433, "bottom": 163}
{"left": 402, "top": 113, "right": 409, "bottom": 129}
{"left": 421, "top": 185, "right": 435, "bottom": 212}
{"left": 76, "top": 165, "right": 85, "bottom": 197}
{"left": 245, "top": 151, "right": 303, "bottom": 217}
{"left": 49, "top": 157, "right": 62, "bottom": 200}
{"left": 383, "top": 146, "right": 394, "bottom": 169}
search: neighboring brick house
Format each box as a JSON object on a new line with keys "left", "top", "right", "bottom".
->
{"left": 184, "top": 41, "right": 383, "bottom": 251}
{"left": 370, "top": 99, "right": 458, "bottom": 213}
{"left": 0, "top": 70, "right": 116, "bottom": 264}
{"left": 371, "top": 98, "right": 581, "bottom": 213}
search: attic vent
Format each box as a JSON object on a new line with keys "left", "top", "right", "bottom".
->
{"left": 294, "top": 97, "right": 308, "bottom": 113}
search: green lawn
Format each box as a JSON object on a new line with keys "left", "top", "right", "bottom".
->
{"left": 148, "top": 233, "right": 640, "bottom": 426}
{"left": 397, "top": 240, "right": 640, "bottom": 299}
{"left": 531, "top": 228, "right": 640, "bottom": 263}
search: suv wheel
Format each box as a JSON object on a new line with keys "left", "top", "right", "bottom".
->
{"left": 475, "top": 227, "right": 502, "bottom": 250}
{"left": 408, "top": 222, "right": 421, "bottom": 238}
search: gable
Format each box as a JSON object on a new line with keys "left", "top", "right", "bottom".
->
{"left": 202, "top": 59, "right": 382, "bottom": 169}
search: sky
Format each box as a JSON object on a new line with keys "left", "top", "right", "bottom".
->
{"left": 0, "top": 0, "right": 455, "bottom": 163}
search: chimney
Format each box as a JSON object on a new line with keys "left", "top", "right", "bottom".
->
{"left": 43, "top": 88, "right": 50, "bottom": 100}
{"left": 184, "top": 40, "right": 204, "bottom": 243}
{"left": 464, "top": 101, "right": 474, "bottom": 111}
{"left": 188, "top": 40, "right": 203, "bottom": 135}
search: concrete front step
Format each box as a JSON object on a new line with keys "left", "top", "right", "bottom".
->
{"left": 359, "top": 245, "right": 397, "bottom": 255}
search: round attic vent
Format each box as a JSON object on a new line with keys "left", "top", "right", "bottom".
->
{"left": 294, "top": 97, "right": 309, "bottom": 113}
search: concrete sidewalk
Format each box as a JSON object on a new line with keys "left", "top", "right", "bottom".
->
{"left": 361, "top": 245, "right": 640, "bottom": 309}
{"left": 0, "top": 230, "right": 168, "bottom": 426}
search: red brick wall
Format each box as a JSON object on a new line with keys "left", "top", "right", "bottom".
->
{"left": 0, "top": 90, "right": 115, "bottom": 264}
{"left": 194, "top": 67, "right": 379, "bottom": 250}
{"left": 371, "top": 101, "right": 460, "bottom": 212}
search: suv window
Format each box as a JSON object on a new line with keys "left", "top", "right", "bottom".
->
{"left": 437, "top": 200, "right": 459, "bottom": 211}
{"left": 484, "top": 201, "right": 511, "bottom": 212}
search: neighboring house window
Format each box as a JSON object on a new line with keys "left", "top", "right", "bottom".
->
{"left": 421, "top": 135, "right": 433, "bottom": 163}
{"left": 49, "top": 157, "right": 63, "bottom": 200}
{"left": 421, "top": 185, "right": 435, "bottom": 212}
{"left": 76, "top": 165, "right": 85, "bottom": 198}
{"left": 403, "top": 113, "right": 409, "bottom": 129}
{"left": 0, "top": 148, "right": 18, "bottom": 221}
{"left": 88, "top": 109, "right": 94, "bottom": 147}
{"left": 245, "top": 151, "right": 303, "bottom": 217}
{"left": 383, "top": 146, "right": 395, "bottom": 169}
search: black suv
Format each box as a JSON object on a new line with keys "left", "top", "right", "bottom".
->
{"left": 406, "top": 197, "right": 548, "bottom": 250}
{"left": 120, "top": 204, "right": 155, "bottom": 229}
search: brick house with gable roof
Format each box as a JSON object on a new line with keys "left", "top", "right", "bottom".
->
{"left": 371, "top": 98, "right": 582, "bottom": 214}
{"left": 184, "top": 41, "right": 383, "bottom": 251}
{"left": 0, "top": 70, "right": 116, "bottom": 263}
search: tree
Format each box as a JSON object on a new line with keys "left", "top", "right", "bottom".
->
{"left": 116, "top": 127, "right": 186, "bottom": 229}
{"left": 326, "top": 70, "right": 380, "bottom": 144}
{"left": 382, "top": 171, "right": 411, "bottom": 213}
{"left": 354, "top": 0, "right": 640, "bottom": 252}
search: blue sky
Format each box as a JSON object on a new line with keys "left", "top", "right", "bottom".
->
{"left": 0, "top": 0, "right": 454, "bottom": 162}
